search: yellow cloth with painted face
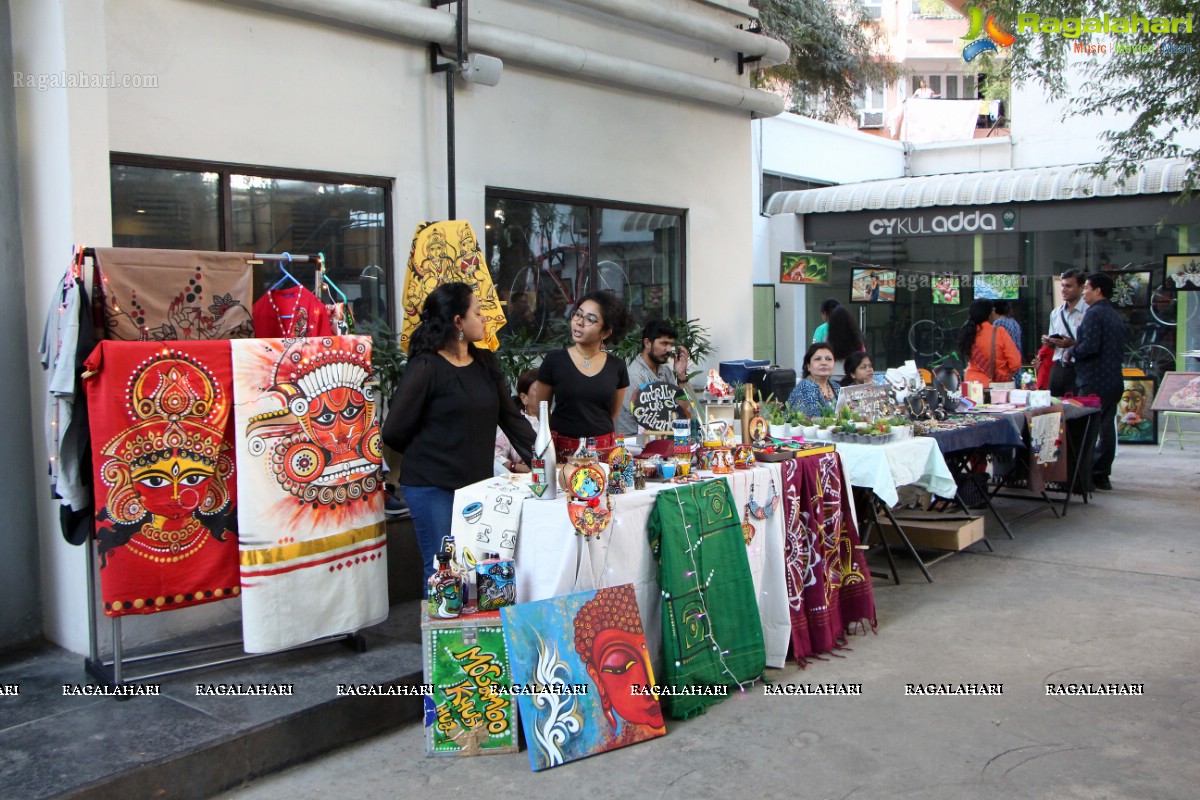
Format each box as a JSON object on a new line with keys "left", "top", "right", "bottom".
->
{"left": 400, "top": 220, "right": 506, "bottom": 353}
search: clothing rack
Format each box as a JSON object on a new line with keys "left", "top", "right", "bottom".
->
{"left": 77, "top": 246, "right": 366, "bottom": 688}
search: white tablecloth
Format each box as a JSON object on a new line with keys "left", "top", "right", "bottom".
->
{"left": 465, "top": 464, "right": 792, "bottom": 669}
{"left": 834, "top": 437, "right": 957, "bottom": 507}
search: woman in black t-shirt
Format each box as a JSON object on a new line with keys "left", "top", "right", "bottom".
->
{"left": 532, "top": 290, "right": 631, "bottom": 460}
{"left": 382, "top": 282, "right": 533, "bottom": 583}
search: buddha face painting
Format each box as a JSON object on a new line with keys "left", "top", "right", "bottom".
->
{"left": 573, "top": 585, "right": 665, "bottom": 732}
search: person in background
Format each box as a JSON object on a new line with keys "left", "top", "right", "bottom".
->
{"left": 991, "top": 300, "right": 1023, "bottom": 356}
{"left": 811, "top": 298, "right": 840, "bottom": 344}
{"left": 840, "top": 352, "right": 875, "bottom": 387}
{"left": 1061, "top": 273, "right": 1126, "bottom": 491}
{"left": 531, "top": 290, "right": 631, "bottom": 460}
{"left": 616, "top": 319, "right": 690, "bottom": 437}
{"left": 1038, "top": 269, "right": 1089, "bottom": 396}
{"left": 787, "top": 343, "right": 840, "bottom": 418}
{"left": 826, "top": 305, "right": 867, "bottom": 383}
{"left": 959, "top": 299, "right": 1021, "bottom": 387}
{"left": 494, "top": 369, "right": 539, "bottom": 474}
{"left": 913, "top": 79, "right": 937, "bottom": 99}
{"left": 382, "top": 282, "right": 534, "bottom": 584}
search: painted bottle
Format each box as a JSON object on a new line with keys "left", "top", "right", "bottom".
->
{"left": 475, "top": 551, "right": 516, "bottom": 612}
{"left": 427, "top": 552, "right": 463, "bottom": 619}
{"left": 530, "top": 400, "right": 557, "bottom": 500}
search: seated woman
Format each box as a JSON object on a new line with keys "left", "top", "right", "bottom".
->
{"left": 494, "top": 369, "right": 539, "bottom": 474}
{"left": 531, "top": 290, "right": 631, "bottom": 461}
{"left": 840, "top": 352, "right": 874, "bottom": 387}
{"left": 960, "top": 299, "right": 1020, "bottom": 387}
{"left": 787, "top": 343, "right": 840, "bottom": 418}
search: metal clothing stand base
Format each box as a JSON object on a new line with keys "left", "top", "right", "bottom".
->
{"left": 83, "top": 542, "right": 366, "bottom": 689}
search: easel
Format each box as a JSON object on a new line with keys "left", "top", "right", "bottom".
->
{"left": 1158, "top": 411, "right": 1200, "bottom": 453}
{"left": 77, "top": 246, "right": 368, "bottom": 688}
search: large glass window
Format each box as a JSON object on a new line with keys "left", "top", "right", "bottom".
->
{"left": 110, "top": 155, "right": 392, "bottom": 327}
{"left": 111, "top": 165, "right": 220, "bottom": 250}
{"left": 485, "top": 190, "right": 685, "bottom": 346}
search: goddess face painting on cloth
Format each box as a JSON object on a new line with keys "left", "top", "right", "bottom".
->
{"left": 94, "top": 350, "right": 238, "bottom": 614}
{"left": 573, "top": 585, "right": 666, "bottom": 735}
{"left": 245, "top": 337, "right": 383, "bottom": 508}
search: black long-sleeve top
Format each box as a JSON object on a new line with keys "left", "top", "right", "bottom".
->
{"left": 383, "top": 347, "right": 534, "bottom": 489}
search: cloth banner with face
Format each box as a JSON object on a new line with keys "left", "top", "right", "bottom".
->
{"left": 399, "top": 220, "right": 506, "bottom": 354}
{"left": 84, "top": 341, "right": 240, "bottom": 617}
{"left": 501, "top": 584, "right": 665, "bottom": 771}
{"left": 94, "top": 248, "right": 254, "bottom": 342}
{"left": 231, "top": 336, "right": 388, "bottom": 653}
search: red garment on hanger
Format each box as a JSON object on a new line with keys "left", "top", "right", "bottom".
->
{"left": 252, "top": 286, "right": 332, "bottom": 338}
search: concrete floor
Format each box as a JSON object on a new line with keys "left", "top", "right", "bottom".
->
{"left": 217, "top": 445, "right": 1200, "bottom": 800}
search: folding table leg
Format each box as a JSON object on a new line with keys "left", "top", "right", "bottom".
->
{"left": 856, "top": 487, "right": 900, "bottom": 585}
{"left": 876, "top": 497, "right": 934, "bottom": 583}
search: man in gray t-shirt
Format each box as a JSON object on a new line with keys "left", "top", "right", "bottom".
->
{"left": 616, "top": 320, "right": 691, "bottom": 436}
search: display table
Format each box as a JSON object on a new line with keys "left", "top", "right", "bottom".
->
{"left": 508, "top": 464, "right": 790, "bottom": 669}
{"left": 833, "top": 437, "right": 958, "bottom": 508}
{"left": 833, "top": 437, "right": 964, "bottom": 584}
{"left": 474, "top": 453, "right": 874, "bottom": 671}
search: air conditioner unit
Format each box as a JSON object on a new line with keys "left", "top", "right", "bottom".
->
{"left": 858, "top": 110, "right": 885, "bottom": 129}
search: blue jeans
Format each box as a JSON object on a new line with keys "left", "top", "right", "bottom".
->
{"left": 402, "top": 485, "right": 455, "bottom": 586}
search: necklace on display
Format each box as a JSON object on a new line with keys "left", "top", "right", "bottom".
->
{"left": 268, "top": 288, "right": 303, "bottom": 336}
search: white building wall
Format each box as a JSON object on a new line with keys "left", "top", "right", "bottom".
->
{"left": 752, "top": 113, "right": 904, "bottom": 370}
{"left": 15, "top": 0, "right": 765, "bottom": 652}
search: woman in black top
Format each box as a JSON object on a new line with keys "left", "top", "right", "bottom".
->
{"left": 532, "top": 290, "right": 631, "bottom": 460}
{"left": 382, "top": 283, "right": 533, "bottom": 583}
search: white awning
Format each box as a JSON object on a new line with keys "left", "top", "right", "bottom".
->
{"left": 765, "top": 157, "right": 1194, "bottom": 216}
{"left": 621, "top": 212, "right": 680, "bottom": 232}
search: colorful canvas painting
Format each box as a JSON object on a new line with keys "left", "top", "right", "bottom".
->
{"left": 422, "top": 611, "right": 519, "bottom": 756}
{"left": 1164, "top": 254, "right": 1200, "bottom": 290}
{"left": 850, "top": 268, "right": 896, "bottom": 303}
{"left": 972, "top": 273, "right": 1021, "bottom": 300}
{"left": 501, "top": 584, "right": 666, "bottom": 771}
{"left": 932, "top": 275, "right": 960, "bottom": 305}
{"left": 1118, "top": 377, "right": 1157, "bottom": 444}
{"left": 1110, "top": 270, "right": 1153, "bottom": 308}
{"left": 1150, "top": 372, "right": 1200, "bottom": 413}
{"left": 231, "top": 336, "right": 388, "bottom": 653}
{"left": 780, "top": 252, "right": 831, "bottom": 285}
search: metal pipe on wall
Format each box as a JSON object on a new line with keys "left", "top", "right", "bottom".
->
{"left": 223, "top": 0, "right": 785, "bottom": 117}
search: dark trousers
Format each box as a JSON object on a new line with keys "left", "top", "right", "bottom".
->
{"left": 1049, "top": 361, "right": 1076, "bottom": 397}
{"left": 1079, "top": 386, "right": 1122, "bottom": 480}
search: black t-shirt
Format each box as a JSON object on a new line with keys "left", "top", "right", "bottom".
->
{"left": 537, "top": 348, "right": 629, "bottom": 439}
{"left": 383, "top": 349, "right": 534, "bottom": 489}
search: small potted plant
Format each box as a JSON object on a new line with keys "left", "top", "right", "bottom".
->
{"left": 789, "top": 408, "right": 816, "bottom": 440}
{"left": 768, "top": 403, "right": 790, "bottom": 440}
{"left": 887, "top": 415, "right": 912, "bottom": 440}
{"left": 837, "top": 422, "right": 859, "bottom": 443}
{"left": 815, "top": 415, "right": 836, "bottom": 441}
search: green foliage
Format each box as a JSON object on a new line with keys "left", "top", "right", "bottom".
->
{"left": 754, "top": 0, "right": 900, "bottom": 124}
{"left": 495, "top": 326, "right": 544, "bottom": 392}
{"left": 358, "top": 319, "right": 407, "bottom": 400}
{"left": 991, "top": 0, "right": 1200, "bottom": 196}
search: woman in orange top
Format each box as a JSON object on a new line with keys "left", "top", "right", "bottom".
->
{"left": 959, "top": 299, "right": 1021, "bottom": 387}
